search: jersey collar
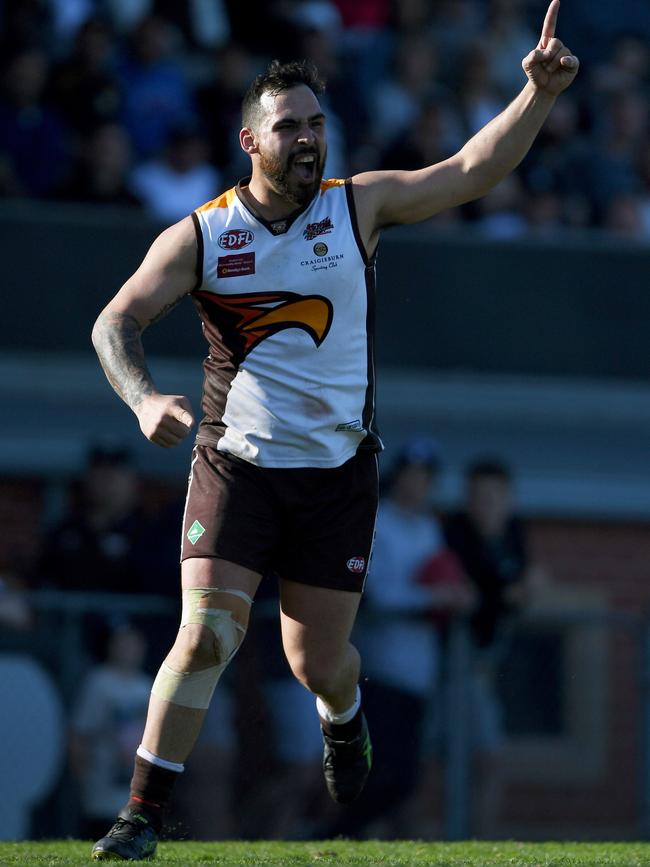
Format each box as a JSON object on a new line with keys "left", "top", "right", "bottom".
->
{"left": 235, "top": 177, "right": 317, "bottom": 236}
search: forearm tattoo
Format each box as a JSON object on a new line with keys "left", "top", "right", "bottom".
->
{"left": 92, "top": 312, "right": 156, "bottom": 411}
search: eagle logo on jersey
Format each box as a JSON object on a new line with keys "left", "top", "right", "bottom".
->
{"left": 194, "top": 290, "right": 333, "bottom": 356}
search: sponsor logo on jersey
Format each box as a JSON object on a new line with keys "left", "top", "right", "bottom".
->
{"left": 303, "top": 217, "right": 333, "bottom": 240}
{"left": 301, "top": 252, "right": 344, "bottom": 271}
{"left": 218, "top": 229, "right": 254, "bottom": 250}
{"left": 313, "top": 242, "right": 328, "bottom": 257}
{"left": 336, "top": 419, "right": 364, "bottom": 432}
{"left": 194, "top": 289, "right": 334, "bottom": 356}
{"left": 187, "top": 519, "right": 206, "bottom": 545}
{"left": 347, "top": 556, "right": 366, "bottom": 574}
{"left": 217, "top": 252, "right": 255, "bottom": 278}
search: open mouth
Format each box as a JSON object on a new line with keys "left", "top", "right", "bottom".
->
{"left": 291, "top": 153, "right": 317, "bottom": 182}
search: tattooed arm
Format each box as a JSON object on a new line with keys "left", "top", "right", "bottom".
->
{"left": 91, "top": 216, "right": 198, "bottom": 448}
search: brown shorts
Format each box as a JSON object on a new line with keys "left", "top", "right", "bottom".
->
{"left": 180, "top": 445, "right": 379, "bottom": 592}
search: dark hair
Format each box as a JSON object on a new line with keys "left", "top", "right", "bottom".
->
{"left": 466, "top": 458, "right": 512, "bottom": 483}
{"left": 380, "top": 436, "right": 441, "bottom": 495}
{"left": 241, "top": 59, "right": 325, "bottom": 130}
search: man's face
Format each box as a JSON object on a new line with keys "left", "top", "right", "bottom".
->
{"left": 250, "top": 84, "right": 327, "bottom": 206}
{"left": 467, "top": 475, "right": 513, "bottom": 535}
{"left": 393, "top": 463, "right": 436, "bottom": 510}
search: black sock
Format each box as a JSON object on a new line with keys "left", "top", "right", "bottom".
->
{"left": 124, "top": 754, "right": 181, "bottom": 832}
{"left": 319, "top": 706, "right": 363, "bottom": 741}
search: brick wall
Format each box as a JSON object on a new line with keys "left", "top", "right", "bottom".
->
{"left": 500, "top": 518, "right": 650, "bottom": 838}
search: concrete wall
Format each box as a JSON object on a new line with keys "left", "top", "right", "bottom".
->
{"left": 4, "top": 201, "right": 650, "bottom": 379}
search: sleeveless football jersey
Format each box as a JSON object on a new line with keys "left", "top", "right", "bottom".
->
{"left": 190, "top": 178, "right": 382, "bottom": 468}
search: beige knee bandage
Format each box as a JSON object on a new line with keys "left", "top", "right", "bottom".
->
{"left": 151, "top": 587, "right": 252, "bottom": 709}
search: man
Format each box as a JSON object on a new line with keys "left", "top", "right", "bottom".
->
{"left": 446, "top": 459, "right": 542, "bottom": 651}
{"left": 444, "top": 458, "right": 546, "bottom": 835}
{"left": 342, "top": 438, "right": 473, "bottom": 837}
{"left": 90, "top": 3, "right": 577, "bottom": 858}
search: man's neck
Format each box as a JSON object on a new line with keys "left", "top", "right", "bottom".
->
{"left": 241, "top": 177, "right": 311, "bottom": 222}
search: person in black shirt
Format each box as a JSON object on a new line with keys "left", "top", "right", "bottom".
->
{"left": 445, "top": 459, "right": 535, "bottom": 650}
{"left": 444, "top": 458, "right": 544, "bottom": 836}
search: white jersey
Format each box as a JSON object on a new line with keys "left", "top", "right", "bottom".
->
{"left": 191, "top": 178, "right": 382, "bottom": 468}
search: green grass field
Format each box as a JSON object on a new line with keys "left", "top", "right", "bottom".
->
{"left": 2, "top": 840, "right": 650, "bottom": 866}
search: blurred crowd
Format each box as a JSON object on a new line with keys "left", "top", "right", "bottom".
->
{"left": 0, "top": 437, "right": 546, "bottom": 840}
{"left": 1, "top": 0, "right": 650, "bottom": 238}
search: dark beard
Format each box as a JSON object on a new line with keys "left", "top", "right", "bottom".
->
{"left": 258, "top": 147, "right": 326, "bottom": 207}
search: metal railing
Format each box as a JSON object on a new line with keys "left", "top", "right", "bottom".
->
{"left": 1, "top": 590, "right": 649, "bottom": 840}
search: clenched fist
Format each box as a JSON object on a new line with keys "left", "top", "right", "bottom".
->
{"left": 136, "top": 393, "right": 195, "bottom": 448}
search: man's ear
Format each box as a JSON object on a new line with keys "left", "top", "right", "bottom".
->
{"left": 239, "top": 127, "right": 258, "bottom": 155}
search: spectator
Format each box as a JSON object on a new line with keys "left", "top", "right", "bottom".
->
{"left": 474, "top": 174, "right": 528, "bottom": 240}
{"left": 117, "top": 15, "right": 196, "bottom": 158}
{"left": 555, "top": 0, "right": 650, "bottom": 67}
{"left": 153, "top": 0, "right": 230, "bottom": 52}
{"left": 331, "top": 0, "right": 393, "bottom": 97}
{"left": 55, "top": 122, "right": 143, "bottom": 207}
{"left": 592, "top": 35, "right": 650, "bottom": 95}
{"left": 334, "top": 437, "right": 473, "bottom": 838}
{"left": 49, "top": 17, "right": 121, "bottom": 135}
{"left": 380, "top": 99, "right": 459, "bottom": 173}
{"left": 370, "top": 32, "right": 441, "bottom": 148}
{"left": 587, "top": 89, "right": 647, "bottom": 223}
{"left": 69, "top": 623, "right": 152, "bottom": 841}
{"left": 456, "top": 40, "right": 504, "bottom": 137}
{"left": 603, "top": 193, "right": 646, "bottom": 239}
{"left": 432, "top": 0, "right": 484, "bottom": 89}
{"left": 48, "top": 0, "right": 97, "bottom": 48}
{"left": 196, "top": 43, "right": 255, "bottom": 177}
{"left": 1, "top": 0, "right": 649, "bottom": 237}
{"left": 393, "top": 0, "right": 434, "bottom": 34}
{"left": 519, "top": 95, "right": 594, "bottom": 226}
{"left": 444, "top": 458, "right": 546, "bottom": 836}
{"left": 292, "top": 9, "right": 364, "bottom": 177}
{"left": 129, "top": 123, "right": 220, "bottom": 222}
{"left": 0, "top": 48, "right": 71, "bottom": 197}
{"left": 102, "top": 0, "right": 153, "bottom": 36}
{"left": 524, "top": 189, "right": 564, "bottom": 237}
{"left": 484, "top": 0, "right": 536, "bottom": 99}
{"left": 37, "top": 444, "right": 145, "bottom": 595}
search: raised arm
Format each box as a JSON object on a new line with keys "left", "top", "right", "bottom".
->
{"left": 91, "top": 216, "right": 198, "bottom": 448}
{"left": 352, "top": 0, "right": 579, "bottom": 246}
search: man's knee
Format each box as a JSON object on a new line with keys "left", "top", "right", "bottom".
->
{"left": 288, "top": 653, "right": 342, "bottom": 697}
{"left": 152, "top": 587, "right": 252, "bottom": 710}
{"left": 174, "top": 622, "right": 223, "bottom": 669}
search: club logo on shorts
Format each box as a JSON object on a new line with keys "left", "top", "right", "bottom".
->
{"left": 218, "top": 229, "right": 254, "bottom": 250}
{"left": 187, "top": 519, "right": 206, "bottom": 545}
{"left": 347, "top": 556, "right": 366, "bottom": 574}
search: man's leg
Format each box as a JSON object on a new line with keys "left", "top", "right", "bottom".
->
{"left": 91, "top": 557, "right": 261, "bottom": 861}
{"left": 279, "top": 578, "right": 371, "bottom": 804}
{"left": 140, "top": 558, "right": 260, "bottom": 760}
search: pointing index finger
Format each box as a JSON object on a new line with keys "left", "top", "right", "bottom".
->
{"left": 539, "top": 0, "right": 560, "bottom": 49}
